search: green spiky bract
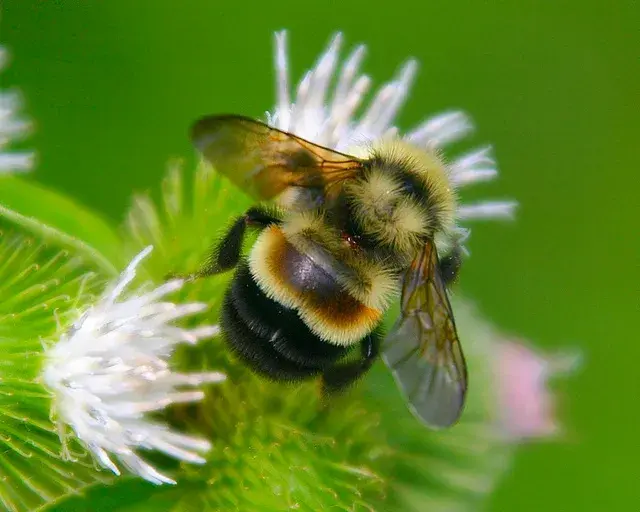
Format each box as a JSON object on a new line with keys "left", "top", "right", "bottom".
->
{"left": 0, "top": 229, "right": 112, "bottom": 512}
{"left": 0, "top": 164, "right": 513, "bottom": 512}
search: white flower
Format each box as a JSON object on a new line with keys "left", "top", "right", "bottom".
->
{"left": 42, "top": 246, "right": 225, "bottom": 485}
{"left": 0, "top": 47, "right": 33, "bottom": 174}
{"left": 267, "top": 31, "right": 516, "bottom": 242}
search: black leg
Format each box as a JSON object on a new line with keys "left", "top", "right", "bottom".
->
{"left": 196, "top": 206, "right": 282, "bottom": 277}
{"left": 322, "top": 331, "right": 382, "bottom": 393}
{"left": 439, "top": 244, "right": 464, "bottom": 287}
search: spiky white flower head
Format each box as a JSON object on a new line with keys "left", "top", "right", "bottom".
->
{"left": 42, "top": 246, "right": 225, "bottom": 485}
{"left": 267, "top": 31, "right": 516, "bottom": 244}
{"left": 0, "top": 47, "right": 33, "bottom": 173}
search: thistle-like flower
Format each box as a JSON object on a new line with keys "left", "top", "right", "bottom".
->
{"left": 267, "top": 31, "right": 516, "bottom": 245}
{"left": 42, "top": 246, "right": 226, "bottom": 485}
{"left": 0, "top": 47, "right": 33, "bottom": 174}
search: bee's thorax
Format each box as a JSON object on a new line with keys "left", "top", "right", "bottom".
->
{"left": 340, "top": 140, "right": 456, "bottom": 263}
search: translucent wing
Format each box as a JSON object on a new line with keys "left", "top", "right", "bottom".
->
{"left": 382, "top": 240, "right": 468, "bottom": 428}
{"left": 191, "top": 114, "right": 364, "bottom": 202}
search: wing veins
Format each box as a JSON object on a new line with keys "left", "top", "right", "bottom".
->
{"left": 191, "top": 114, "right": 365, "bottom": 204}
{"left": 381, "top": 239, "right": 468, "bottom": 428}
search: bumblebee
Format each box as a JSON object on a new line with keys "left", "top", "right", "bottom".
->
{"left": 190, "top": 114, "right": 467, "bottom": 428}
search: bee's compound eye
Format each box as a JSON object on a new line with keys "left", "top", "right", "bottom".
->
{"left": 398, "top": 174, "right": 427, "bottom": 201}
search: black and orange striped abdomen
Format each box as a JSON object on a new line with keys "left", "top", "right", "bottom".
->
{"left": 248, "top": 225, "right": 382, "bottom": 347}
{"left": 221, "top": 262, "right": 354, "bottom": 381}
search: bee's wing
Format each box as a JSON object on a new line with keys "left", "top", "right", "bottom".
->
{"left": 191, "top": 114, "right": 364, "bottom": 202}
{"left": 382, "top": 240, "right": 468, "bottom": 428}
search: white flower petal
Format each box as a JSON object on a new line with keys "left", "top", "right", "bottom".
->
{"left": 0, "top": 153, "right": 33, "bottom": 172}
{"left": 0, "top": 47, "right": 33, "bottom": 174}
{"left": 274, "top": 30, "right": 291, "bottom": 129}
{"left": 407, "top": 110, "right": 474, "bottom": 148}
{"left": 357, "top": 59, "right": 417, "bottom": 140}
{"left": 331, "top": 44, "right": 367, "bottom": 113}
{"left": 457, "top": 201, "right": 518, "bottom": 221}
{"left": 43, "top": 246, "right": 225, "bottom": 485}
{"left": 305, "top": 33, "right": 342, "bottom": 114}
{"left": 449, "top": 147, "right": 500, "bottom": 187}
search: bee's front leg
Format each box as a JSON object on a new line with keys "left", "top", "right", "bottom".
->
{"left": 169, "top": 206, "right": 282, "bottom": 281}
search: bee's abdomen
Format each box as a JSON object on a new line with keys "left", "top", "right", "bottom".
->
{"left": 221, "top": 262, "right": 348, "bottom": 381}
{"left": 249, "top": 225, "right": 382, "bottom": 346}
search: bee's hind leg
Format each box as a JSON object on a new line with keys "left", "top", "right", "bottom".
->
{"left": 321, "top": 331, "right": 382, "bottom": 393}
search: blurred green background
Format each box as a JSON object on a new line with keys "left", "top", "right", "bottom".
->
{"left": 2, "top": 1, "right": 638, "bottom": 510}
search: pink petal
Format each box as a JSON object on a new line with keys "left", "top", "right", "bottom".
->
{"left": 493, "top": 338, "right": 580, "bottom": 441}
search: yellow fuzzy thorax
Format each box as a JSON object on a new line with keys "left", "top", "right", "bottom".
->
{"left": 346, "top": 139, "right": 457, "bottom": 261}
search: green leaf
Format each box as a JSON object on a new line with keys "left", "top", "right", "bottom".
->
{"left": 0, "top": 176, "right": 124, "bottom": 276}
